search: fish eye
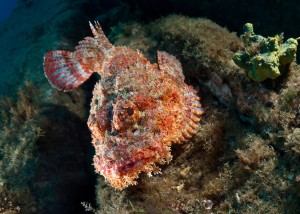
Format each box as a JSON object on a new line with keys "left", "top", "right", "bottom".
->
{"left": 126, "top": 107, "right": 134, "bottom": 116}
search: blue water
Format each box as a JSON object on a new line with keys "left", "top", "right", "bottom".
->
{"left": 0, "top": 0, "right": 17, "bottom": 22}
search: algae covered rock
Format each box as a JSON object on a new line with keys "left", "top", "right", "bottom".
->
{"left": 233, "top": 23, "right": 298, "bottom": 82}
{"left": 93, "top": 14, "right": 300, "bottom": 214}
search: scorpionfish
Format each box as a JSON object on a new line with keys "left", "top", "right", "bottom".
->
{"left": 44, "top": 22, "right": 203, "bottom": 190}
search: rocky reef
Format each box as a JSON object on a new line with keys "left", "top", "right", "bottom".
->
{"left": 1, "top": 0, "right": 300, "bottom": 214}
{"left": 92, "top": 14, "right": 300, "bottom": 213}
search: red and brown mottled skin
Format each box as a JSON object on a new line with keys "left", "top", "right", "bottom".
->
{"left": 44, "top": 22, "right": 203, "bottom": 190}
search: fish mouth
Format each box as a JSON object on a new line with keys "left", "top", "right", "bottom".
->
{"left": 95, "top": 150, "right": 163, "bottom": 190}
{"left": 96, "top": 143, "right": 170, "bottom": 179}
{"left": 115, "top": 156, "right": 153, "bottom": 177}
{"left": 106, "top": 150, "right": 158, "bottom": 178}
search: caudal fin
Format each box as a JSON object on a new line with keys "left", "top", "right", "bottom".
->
{"left": 43, "top": 21, "right": 113, "bottom": 91}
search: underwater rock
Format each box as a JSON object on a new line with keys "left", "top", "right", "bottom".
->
{"left": 93, "top": 14, "right": 300, "bottom": 213}
{"left": 0, "top": 82, "right": 41, "bottom": 213}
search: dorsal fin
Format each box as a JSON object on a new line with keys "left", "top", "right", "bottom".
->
{"left": 44, "top": 21, "right": 114, "bottom": 91}
{"left": 157, "top": 51, "right": 184, "bottom": 82}
{"left": 89, "top": 21, "right": 113, "bottom": 50}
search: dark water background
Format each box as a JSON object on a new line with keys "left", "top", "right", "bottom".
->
{"left": 0, "top": 0, "right": 17, "bottom": 22}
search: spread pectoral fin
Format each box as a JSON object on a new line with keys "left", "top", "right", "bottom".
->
{"left": 44, "top": 21, "right": 114, "bottom": 91}
{"left": 44, "top": 50, "right": 94, "bottom": 91}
